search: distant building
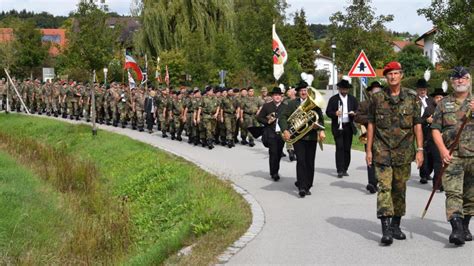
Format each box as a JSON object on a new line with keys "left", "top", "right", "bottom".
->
{"left": 106, "top": 17, "right": 140, "bottom": 44}
{"left": 314, "top": 54, "right": 338, "bottom": 88}
{"left": 392, "top": 40, "right": 411, "bottom": 53}
{"left": 415, "top": 28, "right": 441, "bottom": 66}
{"left": 0, "top": 27, "right": 66, "bottom": 56}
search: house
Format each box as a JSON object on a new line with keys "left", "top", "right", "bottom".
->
{"left": 392, "top": 40, "right": 411, "bottom": 53}
{"left": 314, "top": 53, "right": 338, "bottom": 89}
{"left": 415, "top": 28, "right": 441, "bottom": 66}
{"left": 0, "top": 27, "right": 66, "bottom": 56}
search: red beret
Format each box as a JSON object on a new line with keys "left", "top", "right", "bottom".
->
{"left": 383, "top": 61, "right": 402, "bottom": 75}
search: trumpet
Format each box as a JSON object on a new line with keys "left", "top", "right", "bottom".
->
{"left": 266, "top": 112, "right": 276, "bottom": 123}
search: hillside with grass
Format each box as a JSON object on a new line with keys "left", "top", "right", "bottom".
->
{"left": 0, "top": 113, "right": 251, "bottom": 265}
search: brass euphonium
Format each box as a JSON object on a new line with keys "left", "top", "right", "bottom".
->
{"left": 285, "top": 87, "right": 326, "bottom": 145}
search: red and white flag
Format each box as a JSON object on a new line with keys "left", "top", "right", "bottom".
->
{"left": 127, "top": 70, "right": 136, "bottom": 89}
{"left": 272, "top": 24, "right": 288, "bottom": 81}
{"left": 124, "top": 52, "right": 143, "bottom": 82}
{"left": 164, "top": 65, "right": 170, "bottom": 86}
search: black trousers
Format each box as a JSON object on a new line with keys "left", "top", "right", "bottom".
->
{"left": 420, "top": 140, "right": 442, "bottom": 187}
{"left": 365, "top": 144, "right": 377, "bottom": 186}
{"left": 146, "top": 112, "right": 154, "bottom": 131}
{"left": 333, "top": 123, "right": 353, "bottom": 173}
{"left": 293, "top": 140, "right": 317, "bottom": 191}
{"left": 268, "top": 136, "right": 284, "bottom": 176}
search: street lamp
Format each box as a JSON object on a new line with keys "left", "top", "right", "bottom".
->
{"left": 331, "top": 42, "right": 337, "bottom": 95}
{"left": 103, "top": 67, "right": 108, "bottom": 85}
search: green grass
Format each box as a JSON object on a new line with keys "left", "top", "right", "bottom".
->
{"left": 0, "top": 113, "right": 251, "bottom": 265}
{"left": 323, "top": 119, "right": 365, "bottom": 152}
{"left": 0, "top": 151, "right": 70, "bottom": 265}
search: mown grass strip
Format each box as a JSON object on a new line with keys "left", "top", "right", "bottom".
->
{"left": 0, "top": 113, "right": 251, "bottom": 265}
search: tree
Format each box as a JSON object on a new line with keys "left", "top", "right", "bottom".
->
{"left": 14, "top": 20, "right": 49, "bottom": 78}
{"left": 397, "top": 44, "right": 433, "bottom": 77}
{"left": 418, "top": 0, "right": 474, "bottom": 67}
{"left": 291, "top": 9, "right": 315, "bottom": 74}
{"left": 59, "top": 1, "right": 119, "bottom": 78}
{"left": 328, "top": 0, "right": 394, "bottom": 72}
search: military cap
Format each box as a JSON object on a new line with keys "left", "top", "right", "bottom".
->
{"left": 383, "top": 61, "right": 403, "bottom": 75}
{"left": 450, "top": 66, "right": 469, "bottom": 78}
{"left": 233, "top": 88, "right": 240, "bottom": 93}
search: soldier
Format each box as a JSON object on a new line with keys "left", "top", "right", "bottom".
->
{"left": 144, "top": 89, "right": 156, "bottom": 133}
{"left": 197, "top": 86, "right": 220, "bottom": 149}
{"left": 0, "top": 78, "right": 6, "bottom": 111}
{"left": 183, "top": 89, "right": 194, "bottom": 143}
{"left": 51, "top": 81, "right": 61, "bottom": 117}
{"left": 215, "top": 87, "right": 226, "bottom": 145}
{"left": 261, "top": 86, "right": 273, "bottom": 104}
{"left": 366, "top": 61, "right": 424, "bottom": 245}
{"left": 240, "top": 87, "right": 261, "bottom": 147}
{"left": 159, "top": 88, "right": 170, "bottom": 138}
{"left": 169, "top": 90, "right": 186, "bottom": 140}
{"left": 431, "top": 66, "right": 473, "bottom": 246}
{"left": 60, "top": 81, "right": 69, "bottom": 118}
{"left": 355, "top": 81, "right": 382, "bottom": 194}
{"left": 133, "top": 86, "right": 146, "bottom": 131}
{"left": 221, "top": 87, "right": 240, "bottom": 148}
{"left": 117, "top": 84, "right": 130, "bottom": 128}
{"left": 95, "top": 84, "right": 105, "bottom": 124}
{"left": 191, "top": 88, "right": 202, "bottom": 146}
{"left": 233, "top": 88, "right": 242, "bottom": 143}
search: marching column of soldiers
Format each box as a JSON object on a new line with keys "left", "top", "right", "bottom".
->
{"left": 0, "top": 78, "right": 266, "bottom": 150}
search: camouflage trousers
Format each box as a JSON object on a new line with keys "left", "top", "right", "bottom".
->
{"left": 375, "top": 163, "right": 411, "bottom": 218}
{"left": 201, "top": 116, "right": 216, "bottom": 140}
{"left": 158, "top": 110, "right": 169, "bottom": 133}
{"left": 169, "top": 115, "right": 184, "bottom": 135}
{"left": 67, "top": 101, "right": 79, "bottom": 117}
{"left": 224, "top": 114, "right": 236, "bottom": 141}
{"left": 241, "top": 114, "right": 258, "bottom": 141}
{"left": 135, "top": 110, "right": 145, "bottom": 129}
{"left": 442, "top": 155, "right": 474, "bottom": 221}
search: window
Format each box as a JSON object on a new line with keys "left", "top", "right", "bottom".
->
{"left": 42, "top": 35, "right": 61, "bottom": 43}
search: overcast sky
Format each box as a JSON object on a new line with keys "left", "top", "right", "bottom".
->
{"left": 0, "top": 0, "right": 433, "bottom": 34}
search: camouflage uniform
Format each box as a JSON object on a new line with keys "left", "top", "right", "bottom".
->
{"left": 431, "top": 94, "right": 474, "bottom": 221}
{"left": 169, "top": 94, "right": 185, "bottom": 139}
{"left": 82, "top": 85, "right": 91, "bottom": 121}
{"left": 368, "top": 87, "right": 422, "bottom": 218}
{"left": 199, "top": 93, "right": 220, "bottom": 147}
{"left": 221, "top": 92, "right": 239, "bottom": 145}
{"left": 133, "top": 88, "right": 146, "bottom": 131}
{"left": 240, "top": 95, "right": 261, "bottom": 145}
{"left": 0, "top": 80, "right": 6, "bottom": 111}
{"left": 51, "top": 83, "right": 61, "bottom": 116}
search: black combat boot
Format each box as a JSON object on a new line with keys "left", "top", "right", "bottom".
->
{"left": 176, "top": 135, "right": 182, "bottom": 141}
{"left": 463, "top": 215, "right": 472, "bottom": 241}
{"left": 449, "top": 217, "right": 465, "bottom": 245}
{"left": 188, "top": 136, "right": 193, "bottom": 144}
{"left": 221, "top": 139, "right": 227, "bottom": 146}
{"left": 227, "top": 140, "right": 233, "bottom": 148}
{"left": 139, "top": 127, "right": 144, "bottom": 132}
{"left": 171, "top": 133, "right": 176, "bottom": 140}
{"left": 201, "top": 139, "right": 207, "bottom": 147}
{"left": 162, "top": 132, "right": 168, "bottom": 138}
{"left": 207, "top": 139, "right": 214, "bottom": 150}
{"left": 391, "top": 216, "right": 406, "bottom": 240}
{"left": 248, "top": 139, "right": 255, "bottom": 147}
{"left": 380, "top": 217, "right": 393, "bottom": 245}
{"left": 194, "top": 138, "right": 201, "bottom": 146}
{"left": 214, "top": 137, "right": 220, "bottom": 145}
{"left": 241, "top": 139, "right": 248, "bottom": 145}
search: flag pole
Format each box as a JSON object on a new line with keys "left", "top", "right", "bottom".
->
{"left": 91, "top": 70, "right": 97, "bottom": 136}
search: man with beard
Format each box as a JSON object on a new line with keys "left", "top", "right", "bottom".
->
{"left": 431, "top": 66, "right": 473, "bottom": 246}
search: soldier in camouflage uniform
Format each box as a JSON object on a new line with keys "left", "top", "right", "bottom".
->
{"left": 366, "top": 61, "right": 424, "bottom": 245}
{"left": 169, "top": 90, "right": 186, "bottom": 140}
{"left": 132, "top": 86, "right": 146, "bottom": 131}
{"left": 198, "top": 86, "right": 220, "bottom": 149}
{"left": 431, "top": 66, "right": 473, "bottom": 246}
{"left": 95, "top": 84, "right": 105, "bottom": 124}
{"left": 183, "top": 89, "right": 194, "bottom": 143}
{"left": 240, "top": 87, "right": 261, "bottom": 147}
{"left": 43, "top": 81, "right": 52, "bottom": 116}
{"left": 0, "top": 79, "right": 6, "bottom": 111}
{"left": 60, "top": 81, "right": 68, "bottom": 117}
{"left": 214, "top": 88, "right": 226, "bottom": 145}
{"left": 33, "top": 80, "right": 44, "bottom": 114}
{"left": 221, "top": 87, "right": 240, "bottom": 148}
{"left": 191, "top": 89, "right": 202, "bottom": 146}
{"left": 158, "top": 88, "right": 170, "bottom": 137}
{"left": 51, "top": 81, "right": 61, "bottom": 117}
{"left": 81, "top": 84, "right": 91, "bottom": 122}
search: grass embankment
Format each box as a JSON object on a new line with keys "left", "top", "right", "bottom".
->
{"left": 0, "top": 113, "right": 251, "bottom": 265}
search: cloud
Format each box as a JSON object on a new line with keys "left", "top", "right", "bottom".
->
{"left": 286, "top": 0, "right": 433, "bottom": 34}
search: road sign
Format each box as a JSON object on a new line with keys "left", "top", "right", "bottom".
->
{"left": 348, "top": 50, "right": 376, "bottom": 77}
{"left": 360, "top": 77, "right": 368, "bottom": 87}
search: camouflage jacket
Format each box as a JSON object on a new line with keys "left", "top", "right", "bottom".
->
{"left": 367, "top": 87, "right": 422, "bottom": 166}
{"left": 200, "top": 96, "right": 219, "bottom": 117}
{"left": 220, "top": 96, "right": 237, "bottom": 114}
{"left": 431, "top": 94, "right": 473, "bottom": 157}
{"left": 240, "top": 96, "right": 261, "bottom": 115}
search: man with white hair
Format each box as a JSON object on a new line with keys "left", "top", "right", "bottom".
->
{"left": 431, "top": 66, "right": 473, "bottom": 246}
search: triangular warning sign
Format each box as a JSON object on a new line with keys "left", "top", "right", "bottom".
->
{"left": 348, "top": 50, "right": 376, "bottom": 77}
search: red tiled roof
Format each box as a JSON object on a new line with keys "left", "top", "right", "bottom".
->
{"left": 0, "top": 28, "right": 66, "bottom": 56}
{"left": 392, "top": 40, "right": 412, "bottom": 49}
{"left": 0, "top": 28, "right": 13, "bottom": 42}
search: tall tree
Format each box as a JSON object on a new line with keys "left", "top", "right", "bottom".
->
{"left": 328, "top": 0, "right": 394, "bottom": 72}
{"left": 397, "top": 45, "right": 433, "bottom": 77}
{"left": 14, "top": 20, "right": 49, "bottom": 78}
{"left": 59, "top": 1, "right": 119, "bottom": 78}
{"left": 418, "top": 0, "right": 474, "bottom": 67}
{"left": 291, "top": 9, "right": 315, "bottom": 74}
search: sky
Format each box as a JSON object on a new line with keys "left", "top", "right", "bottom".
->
{"left": 0, "top": 0, "right": 433, "bottom": 35}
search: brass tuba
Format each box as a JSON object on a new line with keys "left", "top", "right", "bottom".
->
{"left": 285, "top": 87, "right": 326, "bottom": 145}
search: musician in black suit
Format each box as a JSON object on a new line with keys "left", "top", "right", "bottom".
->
{"left": 144, "top": 90, "right": 156, "bottom": 134}
{"left": 415, "top": 78, "right": 436, "bottom": 184}
{"left": 326, "top": 79, "right": 359, "bottom": 178}
{"left": 257, "top": 87, "right": 286, "bottom": 181}
{"left": 279, "top": 81, "right": 326, "bottom": 198}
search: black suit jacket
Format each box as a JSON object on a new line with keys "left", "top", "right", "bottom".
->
{"left": 326, "top": 93, "right": 358, "bottom": 133}
{"left": 144, "top": 96, "right": 155, "bottom": 113}
{"left": 418, "top": 96, "right": 435, "bottom": 142}
{"left": 257, "top": 101, "right": 285, "bottom": 138}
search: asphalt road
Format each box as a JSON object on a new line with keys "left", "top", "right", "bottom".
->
{"left": 26, "top": 114, "right": 474, "bottom": 265}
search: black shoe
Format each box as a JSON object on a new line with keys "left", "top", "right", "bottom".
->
{"left": 380, "top": 217, "right": 393, "bottom": 245}
{"left": 207, "top": 139, "right": 214, "bottom": 150}
{"left": 121, "top": 124, "right": 126, "bottom": 128}
{"left": 288, "top": 150, "right": 296, "bottom": 161}
{"left": 463, "top": 215, "right": 472, "bottom": 241}
{"left": 148, "top": 130, "right": 153, "bottom": 134}
{"left": 201, "top": 139, "right": 207, "bottom": 147}
{"left": 241, "top": 139, "right": 248, "bottom": 145}
{"left": 227, "top": 140, "right": 233, "bottom": 148}
{"left": 449, "top": 217, "right": 465, "bottom": 245}
{"left": 271, "top": 174, "right": 280, "bottom": 181}
{"left": 305, "top": 190, "right": 312, "bottom": 196}
{"left": 294, "top": 181, "right": 299, "bottom": 188}
{"left": 343, "top": 171, "right": 349, "bottom": 177}
{"left": 221, "top": 140, "right": 227, "bottom": 146}
{"left": 366, "top": 184, "right": 377, "bottom": 194}
{"left": 188, "top": 137, "right": 193, "bottom": 144}
{"left": 298, "top": 189, "right": 306, "bottom": 198}
{"left": 132, "top": 126, "right": 137, "bottom": 130}
{"left": 391, "top": 216, "right": 406, "bottom": 240}
{"left": 86, "top": 118, "right": 91, "bottom": 122}
{"left": 139, "top": 128, "right": 144, "bottom": 132}
{"left": 194, "top": 139, "right": 201, "bottom": 146}
{"left": 171, "top": 134, "right": 176, "bottom": 140}
{"left": 420, "top": 177, "right": 428, "bottom": 184}
{"left": 337, "top": 172, "right": 343, "bottom": 178}
{"left": 176, "top": 135, "right": 182, "bottom": 141}
{"left": 162, "top": 133, "right": 168, "bottom": 138}
{"left": 248, "top": 140, "right": 255, "bottom": 147}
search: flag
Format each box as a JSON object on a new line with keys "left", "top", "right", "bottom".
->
{"left": 141, "top": 54, "right": 148, "bottom": 85}
{"left": 272, "top": 24, "right": 287, "bottom": 81}
{"left": 127, "top": 70, "right": 136, "bottom": 89}
{"left": 164, "top": 65, "right": 170, "bottom": 86}
{"left": 124, "top": 51, "right": 143, "bottom": 82}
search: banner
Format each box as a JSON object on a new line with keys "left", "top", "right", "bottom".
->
{"left": 272, "top": 24, "right": 288, "bottom": 81}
